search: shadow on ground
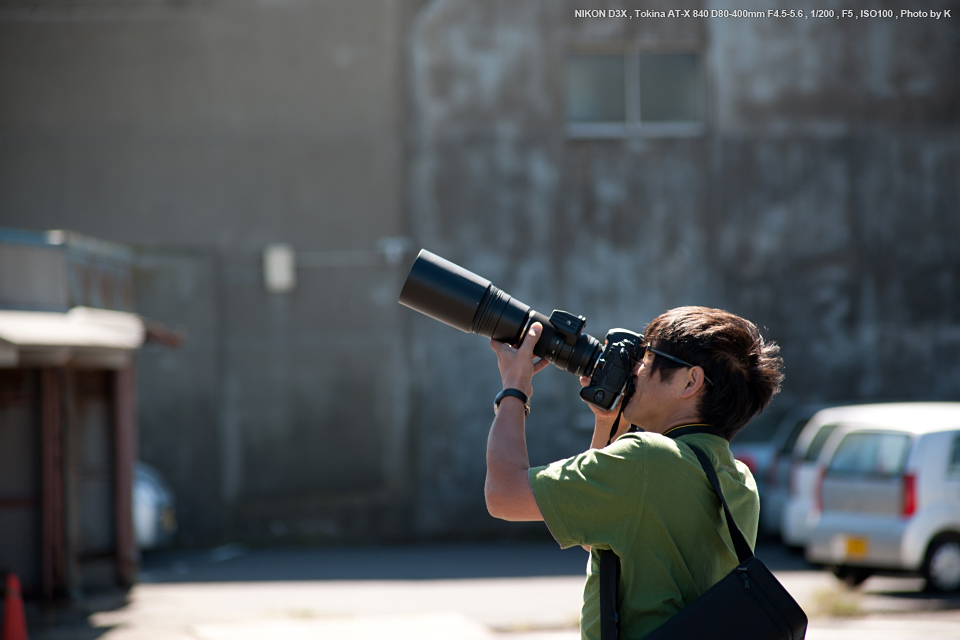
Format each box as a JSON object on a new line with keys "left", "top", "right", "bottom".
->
{"left": 138, "top": 540, "right": 824, "bottom": 584}
{"left": 26, "top": 590, "right": 128, "bottom": 640}
{"left": 863, "top": 585, "right": 960, "bottom": 610}
{"left": 140, "top": 541, "right": 590, "bottom": 583}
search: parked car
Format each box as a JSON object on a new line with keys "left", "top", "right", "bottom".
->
{"left": 729, "top": 404, "right": 830, "bottom": 537}
{"left": 729, "top": 404, "right": 787, "bottom": 499}
{"left": 781, "top": 405, "right": 864, "bottom": 548}
{"left": 729, "top": 411, "right": 781, "bottom": 475}
{"left": 804, "top": 403, "right": 960, "bottom": 592}
{"left": 134, "top": 462, "right": 178, "bottom": 549}
{"left": 756, "top": 404, "right": 832, "bottom": 537}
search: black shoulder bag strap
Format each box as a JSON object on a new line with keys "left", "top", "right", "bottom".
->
{"left": 599, "top": 437, "right": 753, "bottom": 640}
{"left": 687, "top": 445, "right": 754, "bottom": 562}
{"left": 598, "top": 380, "right": 639, "bottom": 640}
{"left": 599, "top": 543, "right": 621, "bottom": 640}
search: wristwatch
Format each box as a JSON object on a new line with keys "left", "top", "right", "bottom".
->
{"left": 494, "top": 388, "right": 530, "bottom": 418}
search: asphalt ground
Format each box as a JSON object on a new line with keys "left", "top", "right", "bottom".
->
{"left": 24, "top": 541, "right": 960, "bottom": 639}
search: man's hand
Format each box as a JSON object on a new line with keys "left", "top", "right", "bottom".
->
{"left": 490, "top": 322, "right": 550, "bottom": 396}
{"left": 580, "top": 375, "right": 626, "bottom": 449}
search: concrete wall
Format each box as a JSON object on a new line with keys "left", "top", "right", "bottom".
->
{"left": 0, "top": 0, "right": 422, "bottom": 544}
{"left": 1, "top": 0, "right": 957, "bottom": 543}
{"left": 707, "top": 0, "right": 960, "bottom": 402}
{"left": 405, "top": 0, "right": 960, "bottom": 536}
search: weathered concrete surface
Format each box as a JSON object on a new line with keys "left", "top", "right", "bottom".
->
{"left": 406, "top": 1, "right": 960, "bottom": 536}
{"left": 0, "top": 0, "right": 421, "bottom": 545}
{"left": 0, "top": 1, "right": 957, "bottom": 545}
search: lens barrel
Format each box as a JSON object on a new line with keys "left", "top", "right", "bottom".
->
{"left": 399, "top": 250, "right": 530, "bottom": 345}
{"left": 398, "top": 249, "right": 602, "bottom": 377}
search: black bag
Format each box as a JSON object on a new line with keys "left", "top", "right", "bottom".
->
{"left": 600, "top": 445, "right": 807, "bottom": 640}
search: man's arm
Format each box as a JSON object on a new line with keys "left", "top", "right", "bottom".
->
{"left": 485, "top": 394, "right": 542, "bottom": 521}
{"left": 485, "top": 323, "right": 549, "bottom": 522}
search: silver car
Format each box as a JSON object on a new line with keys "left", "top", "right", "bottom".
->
{"left": 780, "top": 406, "right": 856, "bottom": 547}
{"left": 805, "top": 403, "right": 960, "bottom": 592}
{"left": 757, "top": 404, "right": 832, "bottom": 537}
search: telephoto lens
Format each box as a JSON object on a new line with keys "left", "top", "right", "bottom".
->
{"left": 398, "top": 249, "right": 532, "bottom": 344}
{"left": 398, "top": 249, "right": 602, "bottom": 377}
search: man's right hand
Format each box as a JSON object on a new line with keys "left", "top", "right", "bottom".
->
{"left": 580, "top": 375, "right": 624, "bottom": 449}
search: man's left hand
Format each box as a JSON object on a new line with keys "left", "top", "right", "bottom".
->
{"left": 490, "top": 322, "right": 550, "bottom": 396}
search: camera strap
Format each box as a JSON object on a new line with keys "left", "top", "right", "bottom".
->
{"left": 605, "top": 377, "right": 637, "bottom": 446}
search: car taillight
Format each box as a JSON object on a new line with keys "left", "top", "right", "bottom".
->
{"left": 737, "top": 454, "right": 757, "bottom": 475}
{"left": 814, "top": 467, "right": 826, "bottom": 513}
{"left": 902, "top": 473, "right": 917, "bottom": 517}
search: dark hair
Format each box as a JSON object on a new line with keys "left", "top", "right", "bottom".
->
{"left": 643, "top": 306, "right": 783, "bottom": 441}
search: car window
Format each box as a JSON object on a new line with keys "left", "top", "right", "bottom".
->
{"left": 828, "top": 431, "right": 911, "bottom": 477}
{"left": 948, "top": 434, "right": 960, "bottom": 478}
{"left": 780, "top": 417, "right": 811, "bottom": 455}
{"left": 803, "top": 423, "right": 838, "bottom": 462}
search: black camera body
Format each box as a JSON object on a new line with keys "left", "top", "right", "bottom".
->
{"left": 398, "top": 249, "right": 643, "bottom": 412}
{"left": 580, "top": 328, "right": 643, "bottom": 410}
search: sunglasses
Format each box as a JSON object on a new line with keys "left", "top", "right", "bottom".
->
{"left": 645, "top": 345, "right": 714, "bottom": 386}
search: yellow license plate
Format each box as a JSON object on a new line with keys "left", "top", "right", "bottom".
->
{"left": 846, "top": 537, "right": 869, "bottom": 559}
{"left": 161, "top": 507, "right": 178, "bottom": 533}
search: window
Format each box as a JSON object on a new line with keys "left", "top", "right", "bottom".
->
{"left": 566, "top": 55, "right": 625, "bottom": 123}
{"left": 803, "top": 423, "right": 838, "bottom": 462}
{"left": 638, "top": 54, "right": 704, "bottom": 123}
{"left": 780, "top": 417, "right": 812, "bottom": 455}
{"left": 828, "top": 432, "right": 911, "bottom": 477}
{"left": 948, "top": 434, "right": 960, "bottom": 477}
{"left": 565, "top": 51, "right": 706, "bottom": 137}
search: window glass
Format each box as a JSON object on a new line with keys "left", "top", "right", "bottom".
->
{"left": 638, "top": 53, "right": 704, "bottom": 123}
{"left": 780, "top": 418, "right": 811, "bottom": 455}
{"left": 948, "top": 434, "right": 960, "bottom": 477}
{"left": 565, "top": 51, "right": 705, "bottom": 131}
{"left": 803, "top": 423, "right": 838, "bottom": 462}
{"left": 828, "top": 432, "right": 911, "bottom": 477}
{"left": 565, "top": 55, "right": 625, "bottom": 123}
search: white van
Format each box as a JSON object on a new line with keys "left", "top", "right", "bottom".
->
{"left": 804, "top": 403, "right": 960, "bottom": 592}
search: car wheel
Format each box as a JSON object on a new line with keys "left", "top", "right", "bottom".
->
{"left": 923, "top": 533, "right": 960, "bottom": 593}
{"left": 831, "top": 565, "right": 872, "bottom": 588}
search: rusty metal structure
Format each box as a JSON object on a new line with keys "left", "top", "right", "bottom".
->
{"left": 0, "top": 229, "right": 142, "bottom": 597}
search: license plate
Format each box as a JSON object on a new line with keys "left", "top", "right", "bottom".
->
{"left": 161, "top": 507, "right": 178, "bottom": 533}
{"left": 846, "top": 536, "right": 869, "bottom": 559}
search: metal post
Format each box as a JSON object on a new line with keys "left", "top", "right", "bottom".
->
{"left": 113, "top": 366, "right": 138, "bottom": 586}
{"left": 40, "top": 368, "right": 65, "bottom": 600}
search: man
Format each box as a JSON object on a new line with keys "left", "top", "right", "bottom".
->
{"left": 485, "top": 306, "right": 784, "bottom": 639}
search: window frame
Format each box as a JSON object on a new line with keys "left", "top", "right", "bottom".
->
{"left": 564, "top": 41, "right": 709, "bottom": 139}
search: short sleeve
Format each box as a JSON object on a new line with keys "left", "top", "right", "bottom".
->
{"left": 529, "top": 436, "right": 647, "bottom": 550}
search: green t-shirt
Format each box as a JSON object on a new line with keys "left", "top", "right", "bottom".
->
{"left": 529, "top": 431, "right": 759, "bottom": 640}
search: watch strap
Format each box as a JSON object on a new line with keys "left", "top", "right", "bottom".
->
{"left": 494, "top": 388, "right": 530, "bottom": 418}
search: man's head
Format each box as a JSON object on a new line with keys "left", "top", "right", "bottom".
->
{"left": 635, "top": 306, "right": 784, "bottom": 441}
